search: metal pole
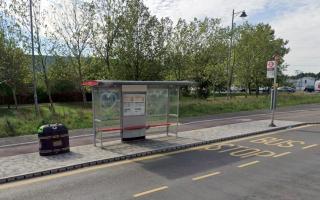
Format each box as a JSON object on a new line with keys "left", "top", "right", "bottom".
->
{"left": 29, "top": 0, "right": 40, "bottom": 116}
{"left": 120, "top": 86, "right": 124, "bottom": 140}
{"left": 227, "top": 9, "right": 235, "bottom": 99}
{"left": 269, "top": 61, "right": 278, "bottom": 127}
{"left": 166, "top": 87, "right": 169, "bottom": 136}
{"left": 92, "top": 88, "right": 97, "bottom": 146}
{"left": 176, "top": 87, "right": 180, "bottom": 138}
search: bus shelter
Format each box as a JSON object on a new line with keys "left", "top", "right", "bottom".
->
{"left": 82, "top": 80, "right": 193, "bottom": 148}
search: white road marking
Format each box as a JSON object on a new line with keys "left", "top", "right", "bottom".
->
{"left": 133, "top": 186, "right": 168, "bottom": 198}
{"left": 192, "top": 172, "right": 221, "bottom": 181}
{"left": 237, "top": 161, "right": 260, "bottom": 168}
{"left": 302, "top": 144, "right": 318, "bottom": 150}
{"left": 273, "top": 152, "right": 291, "bottom": 158}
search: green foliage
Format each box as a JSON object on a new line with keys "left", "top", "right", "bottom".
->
{"left": 114, "top": 0, "right": 168, "bottom": 80}
{"left": 1, "top": 0, "right": 292, "bottom": 102}
{"left": 234, "top": 23, "right": 289, "bottom": 94}
{"left": 48, "top": 56, "right": 78, "bottom": 93}
{"left": 0, "top": 28, "right": 29, "bottom": 108}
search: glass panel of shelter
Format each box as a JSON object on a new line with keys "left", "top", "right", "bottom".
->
{"left": 146, "top": 85, "right": 179, "bottom": 137}
{"left": 146, "top": 86, "right": 169, "bottom": 136}
{"left": 168, "top": 86, "right": 179, "bottom": 136}
{"left": 93, "top": 84, "right": 180, "bottom": 147}
{"left": 93, "top": 85, "right": 121, "bottom": 147}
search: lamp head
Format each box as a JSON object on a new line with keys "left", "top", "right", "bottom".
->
{"left": 240, "top": 11, "right": 247, "bottom": 18}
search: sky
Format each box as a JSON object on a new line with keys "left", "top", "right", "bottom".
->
{"left": 143, "top": 0, "right": 320, "bottom": 75}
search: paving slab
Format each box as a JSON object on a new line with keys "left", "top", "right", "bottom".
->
{"left": 0, "top": 120, "right": 304, "bottom": 183}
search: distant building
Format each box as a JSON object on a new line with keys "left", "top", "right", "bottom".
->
{"left": 288, "top": 76, "right": 316, "bottom": 91}
{"left": 315, "top": 81, "right": 320, "bottom": 92}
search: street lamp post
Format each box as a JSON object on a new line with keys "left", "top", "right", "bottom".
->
{"left": 227, "top": 9, "right": 247, "bottom": 99}
{"left": 29, "top": 0, "right": 40, "bottom": 116}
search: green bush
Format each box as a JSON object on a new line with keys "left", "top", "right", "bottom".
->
{"left": 52, "top": 80, "right": 76, "bottom": 93}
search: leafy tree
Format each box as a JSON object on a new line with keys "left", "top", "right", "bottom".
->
{"left": 165, "top": 18, "right": 191, "bottom": 81}
{"left": 181, "top": 18, "right": 228, "bottom": 98}
{"left": 51, "top": 0, "right": 94, "bottom": 103}
{"left": 205, "top": 63, "right": 227, "bottom": 98}
{"left": 7, "top": 0, "right": 56, "bottom": 111}
{"left": 48, "top": 56, "right": 78, "bottom": 93}
{"left": 316, "top": 73, "right": 320, "bottom": 80}
{"left": 235, "top": 23, "right": 289, "bottom": 96}
{"left": 1, "top": 0, "right": 293, "bottom": 103}
{"left": 90, "top": 0, "right": 125, "bottom": 77}
{"left": 115, "top": 0, "right": 167, "bottom": 80}
{"left": 0, "top": 32, "right": 29, "bottom": 109}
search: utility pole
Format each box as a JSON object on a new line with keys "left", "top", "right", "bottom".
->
{"left": 29, "top": 0, "right": 40, "bottom": 116}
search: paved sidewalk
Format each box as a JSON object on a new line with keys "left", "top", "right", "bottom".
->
{"left": 0, "top": 120, "right": 304, "bottom": 184}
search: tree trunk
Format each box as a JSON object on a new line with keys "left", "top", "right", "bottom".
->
{"left": 212, "top": 84, "right": 216, "bottom": 100}
{"left": 11, "top": 87, "right": 18, "bottom": 110}
{"left": 77, "top": 56, "right": 87, "bottom": 103}
{"left": 134, "top": 56, "right": 140, "bottom": 81}
{"left": 255, "top": 83, "right": 259, "bottom": 97}
{"left": 80, "top": 86, "right": 87, "bottom": 104}
{"left": 47, "top": 88, "right": 55, "bottom": 112}
{"left": 45, "top": 81, "right": 54, "bottom": 112}
{"left": 245, "top": 83, "right": 248, "bottom": 98}
{"left": 106, "top": 48, "right": 111, "bottom": 73}
{"left": 35, "top": 26, "right": 51, "bottom": 115}
{"left": 41, "top": 58, "right": 55, "bottom": 113}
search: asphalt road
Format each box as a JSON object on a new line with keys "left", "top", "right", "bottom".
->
{"left": 1, "top": 104, "right": 320, "bottom": 157}
{"left": 0, "top": 125, "right": 319, "bottom": 200}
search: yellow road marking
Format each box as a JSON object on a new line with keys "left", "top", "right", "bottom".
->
{"left": 204, "top": 125, "right": 310, "bottom": 152}
{"left": 192, "top": 172, "right": 221, "bottom": 181}
{"left": 273, "top": 152, "right": 291, "bottom": 158}
{"left": 0, "top": 125, "right": 311, "bottom": 190}
{"left": 133, "top": 186, "right": 168, "bottom": 198}
{"left": 237, "top": 161, "right": 260, "bottom": 168}
{"left": 302, "top": 144, "right": 318, "bottom": 150}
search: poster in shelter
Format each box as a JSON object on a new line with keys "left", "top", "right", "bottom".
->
{"left": 123, "top": 94, "right": 146, "bottom": 116}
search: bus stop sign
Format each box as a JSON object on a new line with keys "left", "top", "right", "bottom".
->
{"left": 267, "top": 61, "right": 276, "bottom": 79}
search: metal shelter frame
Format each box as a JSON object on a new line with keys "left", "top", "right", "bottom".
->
{"left": 82, "top": 80, "right": 193, "bottom": 148}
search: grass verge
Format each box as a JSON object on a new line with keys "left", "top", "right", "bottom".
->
{"left": 1, "top": 92, "right": 320, "bottom": 138}
{"left": 180, "top": 92, "right": 320, "bottom": 117}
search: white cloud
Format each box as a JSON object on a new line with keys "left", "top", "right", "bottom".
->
{"left": 270, "top": 3, "right": 320, "bottom": 75}
{"left": 144, "top": 0, "right": 269, "bottom": 24}
{"left": 144, "top": 0, "right": 320, "bottom": 75}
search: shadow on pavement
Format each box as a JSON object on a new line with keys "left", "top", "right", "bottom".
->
{"left": 137, "top": 148, "right": 243, "bottom": 180}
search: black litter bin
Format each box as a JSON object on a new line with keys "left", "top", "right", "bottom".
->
{"left": 38, "top": 124, "right": 70, "bottom": 156}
